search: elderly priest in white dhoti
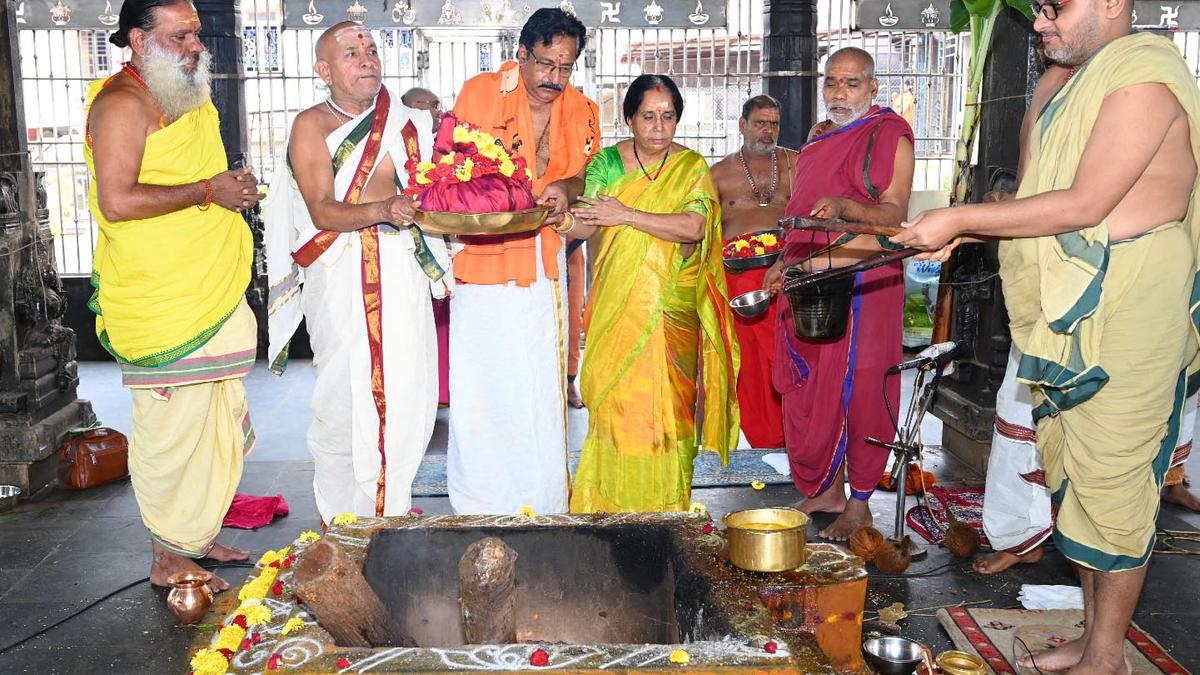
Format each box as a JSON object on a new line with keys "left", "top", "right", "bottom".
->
{"left": 263, "top": 22, "right": 450, "bottom": 523}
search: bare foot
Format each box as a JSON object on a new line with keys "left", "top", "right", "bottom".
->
{"left": 819, "top": 498, "right": 872, "bottom": 541}
{"left": 567, "top": 380, "right": 584, "bottom": 409}
{"left": 1069, "top": 652, "right": 1133, "bottom": 675}
{"left": 1161, "top": 482, "right": 1200, "bottom": 512}
{"left": 794, "top": 487, "right": 847, "bottom": 516}
{"left": 150, "top": 543, "right": 230, "bottom": 593}
{"left": 204, "top": 542, "right": 250, "bottom": 562}
{"left": 972, "top": 545, "right": 1044, "bottom": 574}
{"left": 1017, "top": 637, "right": 1086, "bottom": 671}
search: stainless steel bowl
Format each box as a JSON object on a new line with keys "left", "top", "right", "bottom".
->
{"left": 730, "top": 289, "right": 772, "bottom": 318}
{"left": 862, "top": 636, "right": 925, "bottom": 675}
{"left": 0, "top": 485, "right": 22, "bottom": 513}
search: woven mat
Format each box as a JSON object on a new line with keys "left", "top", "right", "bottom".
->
{"left": 936, "top": 606, "right": 1188, "bottom": 674}
{"left": 411, "top": 448, "right": 790, "bottom": 497}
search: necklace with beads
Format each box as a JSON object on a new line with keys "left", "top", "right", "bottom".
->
{"left": 738, "top": 148, "right": 778, "bottom": 207}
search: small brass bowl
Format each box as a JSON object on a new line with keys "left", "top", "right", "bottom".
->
{"left": 721, "top": 507, "right": 809, "bottom": 572}
{"left": 936, "top": 650, "right": 987, "bottom": 675}
{"left": 413, "top": 205, "right": 550, "bottom": 236}
{"left": 730, "top": 289, "right": 772, "bottom": 318}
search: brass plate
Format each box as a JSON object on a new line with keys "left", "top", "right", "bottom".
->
{"left": 413, "top": 206, "right": 550, "bottom": 236}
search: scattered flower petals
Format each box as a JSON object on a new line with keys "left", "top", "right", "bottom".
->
{"left": 230, "top": 614, "right": 248, "bottom": 630}
{"left": 271, "top": 580, "right": 285, "bottom": 596}
{"left": 337, "top": 657, "right": 352, "bottom": 669}
{"left": 240, "top": 638, "right": 251, "bottom": 651}
{"left": 668, "top": 649, "right": 691, "bottom": 664}
{"left": 751, "top": 480, "right": 766, "bottom": 491}
{"left": 688, "top": 502, "right": 707, "bottom": 516}
{"left": 407, "top": 507, "right": 424, "bottom": 516}
{"left": 702, "top": 523, "right": 714, "bottom": 535}
{"left": 282, "top": 617, "right": 307, "bottom": 635}
{"left": 251, "top": 632, "right": 262, "bottom": 644}
{"left": 267, "top": 652, "right": 282, "bottom": 670}
{"left": 518, "top": 505, "right": 538, "bottom": 518}
{"left": 331, "top": 512, "right": 358, "bottom": 526}
{"left": 529, "top": 648, "right": 550, "bottom": 667}
{"left": 282, "top": 554, "right": 297, "bottom": 569}
{"left": 298, "top": 530, "right": 321, "bottom": 544}
{"left": 765, "top": 640, "right": 779, "bottom": 654}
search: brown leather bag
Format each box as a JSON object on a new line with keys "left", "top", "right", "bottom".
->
{"left": 58, "top": 427, "right": 130, "bottom": 489}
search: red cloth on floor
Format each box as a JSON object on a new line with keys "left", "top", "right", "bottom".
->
{"left": 724, "top": 263, "right": 784, "bottom": 448}
{"left": 222, "top": 493, "right": 290, "bottom": 529}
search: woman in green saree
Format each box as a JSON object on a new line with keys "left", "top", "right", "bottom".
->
{"left": 566, "top": 74, "right": 739, "bottom": 512}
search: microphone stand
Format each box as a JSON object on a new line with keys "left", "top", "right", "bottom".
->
{"left": 865, "top": 360, "right": 946, "bottom": 560}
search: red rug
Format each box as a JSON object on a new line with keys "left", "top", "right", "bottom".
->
{"left": 905, "top": 484, "right": 991, "bottom": 548}
{"left": 938, "top": 606, "right": 1188, "bottom": 674}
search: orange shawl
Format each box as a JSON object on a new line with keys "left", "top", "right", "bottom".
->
{"left": 452, "top": 61, "right": 599, "bottom": 285}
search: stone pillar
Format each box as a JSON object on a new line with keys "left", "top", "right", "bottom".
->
{"left": 0, "top": 0, "right": 96, "bottom": 495}
{"left": 931, "top": 7, "right": 1038, "bottom": 474}
{"left": 195, "top": 0, "right": 268, "bottom": 353}
{"left": 763, "top": 0, "right": 818, "bottom": 150}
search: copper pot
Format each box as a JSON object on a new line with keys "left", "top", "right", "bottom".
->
{"left": 167, "top": 571, "right": 214, "bottom": 625}
{"left": 721, "top": 507, "right": 809, "bottom": 572}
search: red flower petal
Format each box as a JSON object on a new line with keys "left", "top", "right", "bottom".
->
{"left": 702, "top": 523, "right": 714, "bottom": 535}
{"left": 269, "top": 560, "right": 281, "bottom": 568}
{"left": 252, "top": 632, "right": 262, "bottom": 644}
{"left": 267, "top": 653, "right": 282, "bottom": 670}
{"left": 232, "top": 614, "right": 248, "bottom": 629}
{"left": 337, "top": 657, "right": 351, "bottom": 668}
{"left": 240, "top": 638, "right": 251, "bottom": 651}
{"left": 407, "top": 507, "right": 424, "bottom": 515}
{"left": 283, "top": 555, "right": 297, "bottom": 569}
{"left": 272, "top": 581, "right": 284, "bottom": 596}
{"left": 765, "top": 641, "right": 779, "bottom": 654}
{"left": 217, "top": 648, "right": 235, "bottom": 658}
{"left": 744, "top": 602, "right": 755, "bottom": 612}
{"left": 529, "top": 648, "right": 550, "bottom": 667}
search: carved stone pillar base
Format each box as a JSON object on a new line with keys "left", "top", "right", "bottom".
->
{"left": 0, "top": 398, "right": 95, "bottom": 495}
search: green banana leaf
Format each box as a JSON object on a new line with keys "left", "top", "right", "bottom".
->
{"left": 950, "top": 0, "right": 1035, "bottom": 32}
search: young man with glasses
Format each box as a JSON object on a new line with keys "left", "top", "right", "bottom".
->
{"left": 446, "top": 8, "right": 600, "bottom": 515}
{"left": 895, "top": 0, "right": 1200, "bottom": 670}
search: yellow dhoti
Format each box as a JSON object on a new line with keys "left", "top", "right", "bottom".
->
{"left": 1000, "top": 34, "right": 1200, "bottom": 570}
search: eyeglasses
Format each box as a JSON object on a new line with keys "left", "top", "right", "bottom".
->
{"left": 1030, "top": 0, "right": 1070, "bottom": 20}
{"left": 523, "top": 54, "right": 575, "bottom": 79}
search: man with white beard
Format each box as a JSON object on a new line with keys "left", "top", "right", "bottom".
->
{"left": 85, "top": 0, "right": 262, "bottom": 592}
{"left": 763, "top": 47, "right": 914, "bottom": 540}
{"left": 264, "top": 22, "right": 450, "bottom": 523}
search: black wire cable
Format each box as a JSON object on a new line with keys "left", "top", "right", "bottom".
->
{"left": 0, "top": 561, "right": 256, "bottom": 656}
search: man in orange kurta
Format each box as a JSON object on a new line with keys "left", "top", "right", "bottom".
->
{"left": 447, "top": 7, "right": 599, "bottom": 514}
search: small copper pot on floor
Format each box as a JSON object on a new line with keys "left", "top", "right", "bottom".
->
{"left": 167, "top": 571, "right": 213, "bottom": 624}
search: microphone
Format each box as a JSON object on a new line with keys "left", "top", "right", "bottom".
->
{"left": 886, "top": 341, "right": 959, "bottom": 375}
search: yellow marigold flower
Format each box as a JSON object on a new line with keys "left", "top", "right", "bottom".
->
{"left": 242, "top": 603, "right": 273, "bottom": 627}
{"left": 499, "top": 158, "right": 515, "bottom": 178}
{"left": 439, "top": 153, "right": 457, "bottom": 165}
{"left": 455, "top": 158, "right": 475, "bottom": 183}
{"left": 282, "top": 617, "right": 307, "bottom": 636}
{"left": 733, "top": 240, "right": 750, "bottom": 250}
{"left": 760, "top": 233, "right": 778, "bottom": 246}
{"left": 688, "top": 502, "right": 708, "bottom": 516}
{"left": 215, "top": 624, "right": 246, "bottom": 653}
{"left": 257, "top": 550, "right": 280, "bottom": 567}
{"left": 190, "top": 649, "right": 230, "bottom": 675}
{"left": 277, "top": 546, "right": 291, "bottom": 558}
{"left": 517, "top": 505, "right": 538, "bottom": 518}
{"left": 416, "top": 173, "right": 433, "bottom": 186}
{"left": 753, "top": 246, "right": 766, "bottom": 255}
{"left": 668, "top": 649, "right": 691, "bottom": 664}
{"left": 751, "top": 480, "right": 766, "bottom": 491}
{"left": 331, "top": 512, "right": 358, "bottom": 526}
{"left": 453, "top": 125, "right": 470, "bottom": 144}
{"left": 478, "top": 142, "right": 504, "bottom": 161}
{"left": 298, "top": 530, "right": 321, "bottom": 544}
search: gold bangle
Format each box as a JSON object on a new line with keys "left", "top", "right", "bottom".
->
{"left": 553, "top": 211, "right": 576, "bottom": 234}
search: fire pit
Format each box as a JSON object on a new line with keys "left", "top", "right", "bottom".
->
{"left": 192, "top": 512, "right": 868, "bottom": 673}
